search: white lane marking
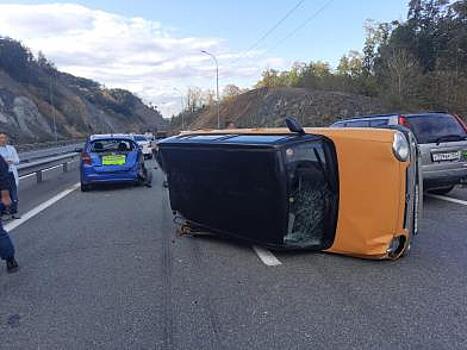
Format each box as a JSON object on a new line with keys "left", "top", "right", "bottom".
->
{"left": 4, "top": 183, "right": 81, "bottom": 232}
{"left": 253, "top": 245, "right": 282, "bottom": 266}
{"left": 426, "top": 194, "right": 467, "bottom": 206}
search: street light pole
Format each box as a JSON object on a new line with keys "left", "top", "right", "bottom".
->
{"left": 173, "top": 87, "right": 185, "bottom": 130}
{"left": 201, "top": 50, "right": 220, "bottom": 129}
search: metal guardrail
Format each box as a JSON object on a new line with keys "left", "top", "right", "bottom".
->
{"left": 18, "top": 152, "right": 80, "bottom": 183}
{"left": 15, "top": 139, "right": 85, "bottom": 153}
{"left": 19, "top": 143, "right": 84, "bottom": 164}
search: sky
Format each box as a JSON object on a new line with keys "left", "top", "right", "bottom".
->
{"left": 0, "top": 0, "right": 409, "bottom": 117}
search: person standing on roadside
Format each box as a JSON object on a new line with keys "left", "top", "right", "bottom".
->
{"left": 0, "top": 132, "right": 20, "bottom": 219}
{"left": 0, "top": 154, "right": 19, "bottom": 273}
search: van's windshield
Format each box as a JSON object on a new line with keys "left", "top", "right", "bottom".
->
{"left": 284, "top": 141, "right": 338, "bottom": 247}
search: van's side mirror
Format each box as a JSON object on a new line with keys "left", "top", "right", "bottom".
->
{"left": 285, "top": 117, "right": 305, "bottom": 135}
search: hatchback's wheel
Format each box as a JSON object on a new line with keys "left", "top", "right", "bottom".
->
{"left": 81, "top": 183, "right": 91, "bottom": 192}
{"left": 429, "top": 186, "right": 455, "bottom": 195}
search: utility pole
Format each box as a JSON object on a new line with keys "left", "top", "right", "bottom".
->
{"left": 201, "top": 50, "right": 220, "bottom": 129}
{"left": 173, "top": 87, "right": 185, "bottom": 130}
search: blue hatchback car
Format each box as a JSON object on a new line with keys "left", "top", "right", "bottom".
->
{"left": 79, "top": 134, "right": 148, "bottom": 192}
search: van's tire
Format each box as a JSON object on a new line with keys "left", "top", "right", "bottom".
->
{"left": 429, "top": 186, "right": 455, "bottom": 195}
{"left": 81, "top": 183, "right": 91, "bottom": 192}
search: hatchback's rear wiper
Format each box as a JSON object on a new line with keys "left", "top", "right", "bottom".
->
{"left": 434, "top": 134, "right": 467, "bottom": 145}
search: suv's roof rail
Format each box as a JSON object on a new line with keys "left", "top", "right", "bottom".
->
{"left": 335, "top": 113, "right": 402, "bottom": 122}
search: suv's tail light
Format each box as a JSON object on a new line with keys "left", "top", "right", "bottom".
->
{"left": 398, "top": 115, "right": 410, "bottom": 128}
{"left": 453, "top": 113, "right": 467, "bottom": 133}
{"left": 81, "top": 152, "right": 92, "bottom": 165}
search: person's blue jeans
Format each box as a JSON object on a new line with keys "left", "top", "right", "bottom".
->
{"left": 0, "top": 220, "right": 15, "bottom": 261}
{"left": 7, "top": 174, "right": 18, "bottom": 214}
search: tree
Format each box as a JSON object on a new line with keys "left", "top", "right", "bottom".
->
{"left": 37, "top": 51, "right": 56, "bottom": 71}
{"left": 0, "top": 37, "right": 34, "bottom": 81}
{"left": 223, "top": 84, "right": 242, "bottom": 101}
{"left": 337, "top": 51, "right": 364, "bottom": 78}
{"left": 186, "top": 87, "right": 203, "bottom": 112}
{"left": 380, "top": 49, "right": 422, "bottom": 105}
{"left": 362, "top": 20, "right": 396, "bottom": 75}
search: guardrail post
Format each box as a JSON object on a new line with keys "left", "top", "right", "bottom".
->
{"left": 36, "top": 170, "right": 43, "bottom": 183}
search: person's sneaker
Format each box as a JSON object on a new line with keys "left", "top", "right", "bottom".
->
{"left": 6, "top": 258, "right": 19, "bottom": 273}
{"left": 10, "top": 214, "right": 21, "bottom": 220}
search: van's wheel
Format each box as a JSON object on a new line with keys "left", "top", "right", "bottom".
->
{"left": 430, "top": 186, "right": 454, "bottom": 195}
{"left": 81, "top": 183, "right": 91, "bottom": 192}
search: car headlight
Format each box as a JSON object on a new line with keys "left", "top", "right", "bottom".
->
{"left": 392, "top": 131, "right": 409, "bottom": 162}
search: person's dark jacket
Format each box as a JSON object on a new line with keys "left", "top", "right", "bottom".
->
{"left": 0, "top": 156, "right": 10, "bottom": 191}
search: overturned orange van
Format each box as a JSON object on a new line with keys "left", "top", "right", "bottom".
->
{"left": 158, "top": 118, "right": 422, "bottom": 260}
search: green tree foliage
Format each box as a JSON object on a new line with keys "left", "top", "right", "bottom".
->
{"left": 377, "top": 0, "right": 467, "bottom": 111}
{"left": 254, "top": 0, "right": 467, "bottom": 115}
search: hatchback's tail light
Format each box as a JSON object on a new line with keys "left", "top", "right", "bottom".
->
{"left": 81, "top": 152, "right": 92, "bottom": 165}
{"left": 453, "top": 113, "right": 467, "bottom": 133}
{"left": 398, "top": 115, "right": 410, "bottom": 128}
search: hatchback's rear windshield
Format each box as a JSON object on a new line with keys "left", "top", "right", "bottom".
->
{"left": 91, "top": 139, "right": 135, "bottom": 152}
{"left": 406, "top": 114, "right": 467, "bottom": 144}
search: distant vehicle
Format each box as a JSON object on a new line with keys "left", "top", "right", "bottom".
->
{"left": 133, "top": 134, "right": 153, "bottom": 159}
{"left": 79, "top": 134, "right": 149, "bottom": 192}
{"left": 331, "top": 112, "right": 467, "bottom": 194}
{"left": 158, "top": 118, "right": 422, "bottom": 260}
{"left": 155, "top": 131, "right": 168, "bottom": 139}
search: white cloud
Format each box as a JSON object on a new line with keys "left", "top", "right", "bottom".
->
{"left": 0, "top": 3, "right": 288, "bottom": 117}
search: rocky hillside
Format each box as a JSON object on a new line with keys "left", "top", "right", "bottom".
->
{"left": 174, "top": 87, "right": 392, "bottom": 131}
{"left": 0, "top": 37, "right": 167, "bottom": 143}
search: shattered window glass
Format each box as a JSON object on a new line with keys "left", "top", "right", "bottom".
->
{"left": 284, "top": 142, "right": 334, "bottom": 246}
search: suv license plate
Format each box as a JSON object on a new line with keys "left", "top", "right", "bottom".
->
{"left": 432, "top": 151, "right": 461, "bottom": 162}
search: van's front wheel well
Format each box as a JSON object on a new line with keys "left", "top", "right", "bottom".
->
{"left": 388, "top": 235, "right": 409, "bottom": 259}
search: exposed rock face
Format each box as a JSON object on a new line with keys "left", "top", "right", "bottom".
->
{"left": 189, "top": 87, "right": 391, "bottom": 130}
{"left": 13, "top": 96, "right": 52, "bottom": 137}
{"left": 0, "top": 69, "right": 168, "bottom": 143}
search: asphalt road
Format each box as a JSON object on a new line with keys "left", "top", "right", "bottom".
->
{"left": 1, "top": 163, "right": 466, "bottom": 349}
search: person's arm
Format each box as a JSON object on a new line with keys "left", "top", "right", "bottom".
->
{"left": 0, "top": 156, "right": 11, "bottom": 207}
{"left": 10, "top": 146, "right": 20, "bottom": 165}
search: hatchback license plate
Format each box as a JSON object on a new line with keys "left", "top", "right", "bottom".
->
{"left": 102, "top": 155, "right": 126, "bottom": 165}
{"left": 432, "top": 151, "right": 461, "bottom": 162}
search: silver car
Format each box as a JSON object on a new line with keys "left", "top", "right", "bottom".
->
{"left": 331, "top": 112, "right": 467, "bottom": 194}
